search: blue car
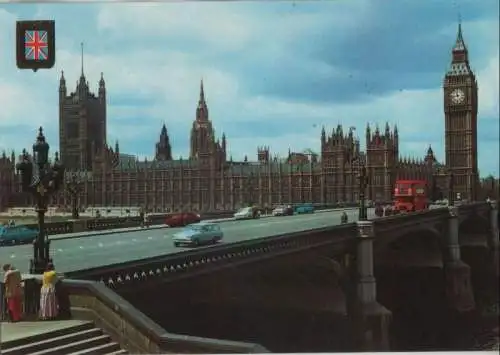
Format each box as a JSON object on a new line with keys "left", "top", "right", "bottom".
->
{"left": 295, "top": 203, "right": 315, "bottom": 214}
{"left": 0, "top": 225, "right": 39, "bottom": 246}
{"left": 172, "top": 222, "right": 224, "bottom": 247}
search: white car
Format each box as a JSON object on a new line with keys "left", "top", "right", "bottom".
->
{"left": 233, "top": 207, "right": 259, "bottom": 220}
{"left": 272, "top": 206, "right": 286, "bottom": 216}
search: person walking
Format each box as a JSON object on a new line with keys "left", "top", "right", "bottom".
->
{"left": 2, "top": 263, "right": 23, "bottom": 322}
{"left": 39, "top": 262, "right": 59, "bottom": 320}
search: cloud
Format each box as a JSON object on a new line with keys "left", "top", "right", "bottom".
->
{"left": 0, "top": 0, "right": 498, "bottom": 177}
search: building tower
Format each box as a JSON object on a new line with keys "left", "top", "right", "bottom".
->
{"left": 190, "top": 79, "right": 216, "bottom": 161}
{"left": 443, "top": 22, "right": 479, "bottom": 201}
{"left": 59, "top": 43, "right": 107, "bottom": 171}
{"left": 155, "top": 123, "right": 172, "bottom": 161}
{"left": 366, "top": 123, "right": 398, "bottom": 202}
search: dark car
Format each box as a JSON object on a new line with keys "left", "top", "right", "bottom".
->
{"left": 165, "top": 212, "right": 201, "bottom": 227}
{"left": 272, "top": 205, "right": 294, "bottom": 216}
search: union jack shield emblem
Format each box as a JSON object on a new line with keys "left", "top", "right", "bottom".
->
{"left": 16, "top": 20, "right": 56, "bottom": 71}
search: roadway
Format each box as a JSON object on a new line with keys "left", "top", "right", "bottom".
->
{"left": 0, "top": 209, "right": 374, "bottom": 274}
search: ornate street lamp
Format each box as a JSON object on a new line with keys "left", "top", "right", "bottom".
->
{"left": 65, "top": 173, "right": 83, "bottom": 219}
{"left": 448, "top": 170, "right": 455, "bottom": 206}
{"left": 350, "top": 140, "right": 369, "bottom": 221}
{"left": 16, "top": 127, "right": 65, "bottom": 274}
{"left": 356, "top": 161, "right": 369, "bottom": 221}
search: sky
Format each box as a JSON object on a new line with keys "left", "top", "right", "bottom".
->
{"left": 0, "top": 0, "right": 498, "bottom": 177}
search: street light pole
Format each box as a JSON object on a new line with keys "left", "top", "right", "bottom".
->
{"left": 66, "top": 173, "right": 83, "bottom": 219}
{"left": 16, "top": 127, "right": 65, "bottom": 274}
{"left": 448, "top": 170, "right": 455, "bottom": 207}
{"left": 357, "top": 162, "right": 369, "bottom": 221}
{"left": 350, "top": 133, "right": 368, "bottom": 221}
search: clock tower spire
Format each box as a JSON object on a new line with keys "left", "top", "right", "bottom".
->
{"left": 443, "top": 21, "right": 479, "bottom": 201}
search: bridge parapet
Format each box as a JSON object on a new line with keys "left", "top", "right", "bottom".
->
{"left": 372, "top": 207, "right": 449, "bottom": 237}
{"left": 1, "top": 277, "right": 267, "bottom": 353}
{"left": 454, "top": 201, "right": 492, "bottom": 223}
{"left": 65, "top": 223, "right": 358, "bottom": 289}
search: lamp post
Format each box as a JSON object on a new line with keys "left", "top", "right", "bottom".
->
{"left": 65, "top": 173, "right": 83, "bottom": 219}
{"left": 16, "top": 127, "right": 65, "bottom": 274}
{"left": 448, "top": 170, "right": 455, "bottom": 206}
{"left": 350, "top": 139, "right": 368, "bottom": 221}
{"left": 357, "top": 161, "right": 369, "bottom": 221}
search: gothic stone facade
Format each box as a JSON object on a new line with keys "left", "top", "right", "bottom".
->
{"left": 0, "top": 25, "right": 484, "bottom": 212}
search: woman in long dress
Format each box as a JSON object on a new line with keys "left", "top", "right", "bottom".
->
{"left": 2, "top": 264, "right": 23, "bottom": 322}
{"left": 39, "top": 262, "right": 58, "bottom": 320}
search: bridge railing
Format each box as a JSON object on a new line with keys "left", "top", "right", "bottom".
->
{"left": 372, "top": 207, "right": 450, "bottom": 234}
{"left": 64, "top": 223, "right": 359, "bottom": 285}
{"left": 454, "top": 201, "right": 492, "bottom": 214}
{"left": 0, "top": 277, "right": 268, "bottom": 353}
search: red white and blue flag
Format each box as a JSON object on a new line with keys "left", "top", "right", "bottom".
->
{"left": 24, "top": 30, "right": 48, "bottom": 61}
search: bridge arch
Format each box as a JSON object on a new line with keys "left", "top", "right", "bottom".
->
{"left": 374, "top": 226, "right": 448, "bottom": 349}
{"left": 375, "top": 226, "right": 444, "bottom": 268}
{"left": 459, "top": 214, "right": 490, "bottom": 235}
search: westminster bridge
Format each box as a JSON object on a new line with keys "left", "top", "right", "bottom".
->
{"left": 3, "top": 202, "right": 498, "bottom": 353}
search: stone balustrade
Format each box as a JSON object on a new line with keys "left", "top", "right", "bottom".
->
{"left": 0, "top": 277, "right": 268, "bottom": 353}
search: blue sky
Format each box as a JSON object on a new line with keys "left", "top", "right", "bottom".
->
{"left": 0, "top": 0, "right": 498, "bottom": 176}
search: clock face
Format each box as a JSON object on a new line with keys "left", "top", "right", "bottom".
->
{"left": 450, "top": 89, "right": 465, "bottom": 104}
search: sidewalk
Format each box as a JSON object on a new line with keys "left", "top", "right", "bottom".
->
{"left": 49, "top": 207, "right": 355, "bottom": 241}
{"left": 0, "top": 319, "right": 88, "bottom": 344}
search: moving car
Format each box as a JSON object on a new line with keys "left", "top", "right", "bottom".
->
{"left": 165, "top": 212, "right": 201, "bottom": 227}
{"left": 233, "top": 206, "right": 260, "bottom": 220}
{"left": 0, "top": 225, "right": 39, "bottom": 246}
{"left": 172, "top": 222, "right": 223, "bottom": 247}
{"left": 295, "top": 203, "right": 315, "bottom": 214}
{"left": 272, "top": 205, "right": 294, "bottom": 216}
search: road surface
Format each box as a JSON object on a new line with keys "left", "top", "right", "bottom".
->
{"left": 0, "top": 209, "right": 373, "bottom": 274}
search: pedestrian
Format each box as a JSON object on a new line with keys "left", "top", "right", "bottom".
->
{"left": 2, "top": 263, "right": 23, "bottom": 322}
{"left": 39, "top": 262, "right": 59, "bottom": 320}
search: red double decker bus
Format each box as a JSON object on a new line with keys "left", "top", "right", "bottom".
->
{"left": 393, "top": 179, "right": 429, "bottom": 213}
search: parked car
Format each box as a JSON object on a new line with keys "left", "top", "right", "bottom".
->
{"left": 272, "top": 205, "right": 294, "bottom": 216}
{"left": 233, "top": 206, "right": 260, "bottom": 220}
{"left": 172, "top": 223, "right": 223, "bottom": 247}
{"left": 295, "top": 203, "right": 315, "bottom": 214}
{"left": 165, "top": 212, "right": 201, "bottom": 227}
{"left": 0, "top": 225, "right": 38, "bottom": 246}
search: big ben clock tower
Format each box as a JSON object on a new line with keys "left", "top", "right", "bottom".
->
{"left": 443, "top": 23, "right": 479, "bottom": 201}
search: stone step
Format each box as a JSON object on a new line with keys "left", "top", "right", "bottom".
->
{"left": 28, "top": 334, "right": 112, "bottom": 355}
{"left": 2, "top": 327, "right": 102, "bottom": 355}
{"left": 68, "top": 342, "right": 124, "bottom": 355}
{"left": 1, "top": 322, "right": 95, "bottom": 352}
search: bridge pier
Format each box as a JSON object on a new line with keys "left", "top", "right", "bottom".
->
{"left": 350, "top": 221, "right": 391, "bottom": 351}
{"left": 444, "top": 206, "right": 475, "bottom": 313}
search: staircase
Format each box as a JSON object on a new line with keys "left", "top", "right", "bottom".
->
{"left": 1, "top": 321, "right": 127, "bottom": 355}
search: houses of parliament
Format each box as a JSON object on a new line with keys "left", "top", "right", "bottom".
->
{"left": 0, "top": 24, "right": 496, "bottom": 212}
